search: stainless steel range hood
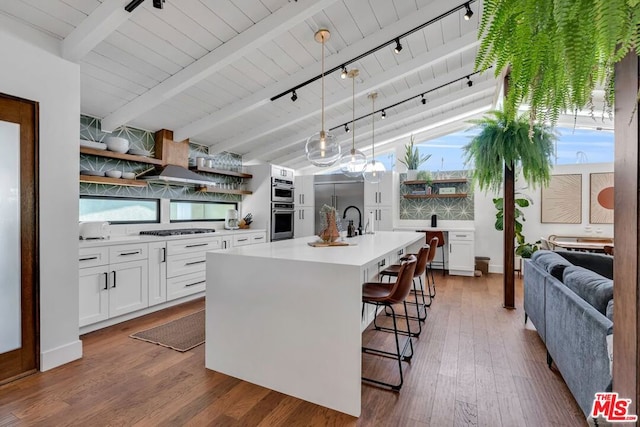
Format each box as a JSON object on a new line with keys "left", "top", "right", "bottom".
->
{"left": 139, "top": 164, "right": 213, "bottom": 186}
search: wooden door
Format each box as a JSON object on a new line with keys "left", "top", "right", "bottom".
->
{"left": 0, "top": 93, "right": 39, "bottom": 384}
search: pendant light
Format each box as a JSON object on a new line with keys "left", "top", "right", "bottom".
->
{"left": 363, "top": 92, "right": 386, "bottom": 184}
{"left": 339, "top": 69, "right": 367, "bottom": 177}
{"left": 306, "top": 29, "right": 341, "bottom": 167}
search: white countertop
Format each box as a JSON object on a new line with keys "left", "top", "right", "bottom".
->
{"left": 210, "top": 231, "right": 423, "bottom": 266}
{"left": 79, "top": 228, "right": 266, "bottom": 248}
{"left": 393, "top": 226, "right": 475, "bottom": 233}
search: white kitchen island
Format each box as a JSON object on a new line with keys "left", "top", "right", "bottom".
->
{"left": 205, "top": 231, "right": 423, "bottom": 417}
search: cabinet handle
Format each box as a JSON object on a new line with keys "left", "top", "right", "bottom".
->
{"left": 111, "top": 271, "right": 117, "bottom": 288}
{"left": 302, "top": 210, "right": 304, "bottom": 220}
{"left": 254, "top": 236, "right": 264, "bottom": 240}
{"left": 185, "top": 243, "right": 208, "bottom": 248}
{"left": 397, "top": 249, "right": 404, "bottom": 256}
{"left": 80, "top": 256, "right": 98, "bottom": 261}
{"left": 185, "top": 260, "right": 206, "bottom": 266}
{"left": 237, "top": 238, "right": 248, "bottom": 242}
{"left": 161, "top": 247, "right": 166, "bottom": 263}
{"left": 302, "top": 194, "right": 305, "bottom": 205}
{"left": 378, "top": 192, "right": 382, "bottom": 204}
{"left": 450, "top": 244, "right": 452, "bottom": 253}
{"left": 103, "top": 272, "right": 108, "bottom": 290}
{"left": 186, "top": 280, "right": 206, "bottom": 287}
{"left": 119, "top": 251, "right": 140, "bottom": 256}
{"left": 378, "top": 259, "right": 386, "bottom": 267}
{"left": 378, "top": 209, "right": 382, "bottom": 221}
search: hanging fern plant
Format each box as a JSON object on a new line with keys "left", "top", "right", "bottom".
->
{"left": 463, "top": 110, "right": 556, "bottom": 192}
{"left": 475, "top": 0, "right": 639, "bottom": 123}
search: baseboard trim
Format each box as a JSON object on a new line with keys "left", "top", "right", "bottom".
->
{"left": 40, "top": 339, "right": 83, "bottom": 371}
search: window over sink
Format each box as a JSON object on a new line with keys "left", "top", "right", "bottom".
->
{"left": 79, "top": 196, "right": 159, "bottom": 224}
{"left": 170, "top": 200, "right": 238, "bottom": 222}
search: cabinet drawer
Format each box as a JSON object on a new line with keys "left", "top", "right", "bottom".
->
{"left": 167, "top": 237, "right": 221, "bottom": 255}
{"left": 167, "top": 271, "right": 206, "bottom": 300}
{"left": 448, "top": 232, "right": 474, "bottom": 241}
{"left": 109, "top": 243, "right": 148, "bottom": 263}
{"left": 233, "top": 234, "right": 253, "bottom": 246}
{"left": 167, "top": 252, "right": 207, "bottom": 278}
{"left": 79, "top": 247, "right": 109, "bottom": 268}
{"left": 250, "top": 232, "right": 266, "bottom": 244}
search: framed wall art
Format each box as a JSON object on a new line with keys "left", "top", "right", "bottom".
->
{"left": 541, "top": 174, "right": 582, "bottom": 223}
{"left": 590, "top": 172, "right": 614, "bottom": 224}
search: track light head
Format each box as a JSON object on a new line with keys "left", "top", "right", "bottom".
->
{"left": 466, "top": 76, "right": 473, "bottom": 87}
{"left": 124, "top": 0, "right": 145, "bottom": 12}
{"left": 421, "top": 94, "right": 426, "bottom": 105}
{"left": 464, "top": 3, "right": 473, "bottom": 20}
{"left": 291, "top": 90, "right": 298, "bottom": 102}
{"left": 153, "top": 0, "right": 165, "bottom": 9}
{"left": 381, "top": 110, "right": 387, "bottom": 119}
{"left": 340, "top": 66, "right": 348, "bottom": 79}
{"left": 393, "top": 38, "right": 403, "bottom": 54}
{"left": 344, "top": 124, "right": 350, "bottom": 133}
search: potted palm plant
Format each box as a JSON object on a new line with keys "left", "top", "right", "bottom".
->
{"left": 399, "top": 135, "right": 431, "bottom": 180}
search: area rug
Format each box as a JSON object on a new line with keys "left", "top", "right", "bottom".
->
{"left": 129, "top": 310, "right": 205, "bottom": 352}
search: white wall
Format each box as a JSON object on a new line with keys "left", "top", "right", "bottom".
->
{"left": 0, "top": 29, "right": 82, "bottom": 370}
{"left": 474, "top": 162, "right": 614, "bottom": 272}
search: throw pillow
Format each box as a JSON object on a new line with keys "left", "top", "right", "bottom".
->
{"left": 563, "top": 266, "right": 614, "bottom": 315}
{"left": 532, "top": 250, "right": 573, "bottom": 280}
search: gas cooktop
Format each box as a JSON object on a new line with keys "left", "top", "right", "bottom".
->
{"left": 139, "top": 228, "right": 216, "bottom": 237}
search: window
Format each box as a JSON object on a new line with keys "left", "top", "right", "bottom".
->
{"left": 170, "top": 200, "right": 238, "bottom": 222}
{"left": 79, "top": 196, "right": 159, "bottom": 224}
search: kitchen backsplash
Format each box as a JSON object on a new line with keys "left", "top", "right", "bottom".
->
{"left": 79, "top": 115, "right": 242, "bottom": 202}
{"left": 399, "top": 170, "right": 474, "bottom": 221}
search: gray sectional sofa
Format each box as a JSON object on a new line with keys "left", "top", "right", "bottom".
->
{"left": 523, "top": 250, "right": 613, "bottom": 417}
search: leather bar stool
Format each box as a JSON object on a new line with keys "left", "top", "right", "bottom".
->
{"left": 378, "top": 245, "right": 430, "bottom": 337}
{"left": 361, "top": 256, "right": 417, "bottom": 391}
{"left": 426, "top": 230, "right": 445, "bottom": 280}
{"left": 424, "top": 236, "right": 439, "bottom": 298}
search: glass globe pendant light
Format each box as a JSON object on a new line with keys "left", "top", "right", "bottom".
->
{"left": 306, "top": 29, "right": 341, "bottom": 167}
{"left": 363, "top": 92, "right": 386, "bottom": 184}
{"left": 339, "top": 68, "right": 367, "bottom": 177}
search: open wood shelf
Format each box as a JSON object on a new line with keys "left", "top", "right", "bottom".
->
{"left": 79, "top": 175, "right": 148, "bottom": 187}
{"left": 190, "top": 165, "right": 252, "bottom": 179}
{"left": 80, "top": 147, "right": 163, "bottom": 165}
{"left": 404, "top": 178, "right": 468, "bottom": 185}
{"left": 196, "top": 186, "right": 252, "bottom": 195}
{"left": 403, "top": 193, "right": 468, "bottom": 199}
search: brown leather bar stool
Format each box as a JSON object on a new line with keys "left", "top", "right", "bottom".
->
{"left": 426, "top": 230, "right": 445, "bottom": 282}
{"left": 424, "top": 236, "right": 438, "bottom": 298}
{"left": 362, "top": 256, "right": 417, "bottom": 391}
{"left": 379, "top": 245, "right": 431, "bottom": 333}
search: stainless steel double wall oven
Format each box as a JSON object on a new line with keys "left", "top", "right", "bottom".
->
{"left": 271, "top": 177, "right": 294, "bottom": 240}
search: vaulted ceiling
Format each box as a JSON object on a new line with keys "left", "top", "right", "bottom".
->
{"left": 2, "top": 0, "right": 504, "bottom": 171}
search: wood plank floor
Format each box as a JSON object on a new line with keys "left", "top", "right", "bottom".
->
{"left": 0, "top": 273, "right": 587, "bottom": 426}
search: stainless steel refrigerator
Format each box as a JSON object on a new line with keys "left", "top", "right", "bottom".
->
{"left": 314, "top": 175, "right": 364, "bottom": 235}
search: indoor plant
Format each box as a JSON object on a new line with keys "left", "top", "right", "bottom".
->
{"left": 493, "top": 195, "right": 540, "bottom": 258}
{"left": 399, "top": 135, "right": 431, "bottom": 180}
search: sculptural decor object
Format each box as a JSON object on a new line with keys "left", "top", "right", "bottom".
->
{"left": 318, "top": 204, "right": 340, "bottom": 243}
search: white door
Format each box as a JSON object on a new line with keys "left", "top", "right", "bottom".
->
{"left": 148, "top": 242, "right": 167, "bottom": 307}
{"left": 295, "top": 206, "right": 315, "bottom": 238}
{"left": 79, "top": 266, "right": 109, "bottom": 327}
{"left": 109, "top": 259, "right": 149, "bottom": 318}
{"left": 449, "top": 240, "right": 475, "bottom": 272}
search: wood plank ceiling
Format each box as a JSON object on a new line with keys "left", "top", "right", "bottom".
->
{"left": 0, "top": 0, "right": 499, "bottom": 170}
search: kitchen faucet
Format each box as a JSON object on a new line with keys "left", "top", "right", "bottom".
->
{"left": 343, "top": 205, "right": 362, "bottom": 236}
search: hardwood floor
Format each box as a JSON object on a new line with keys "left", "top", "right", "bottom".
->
{"left": 0, "top": 273, "right": 586, "bottom": 426}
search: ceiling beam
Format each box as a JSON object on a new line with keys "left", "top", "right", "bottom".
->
{"left": 62, "top": 0, "right": 131, "bottom": 63}
{"left": 256, "top": 80, "right": 496, "bottom": 166}
{"left": 173, "top": 0, "right": 472, "bottom": 142}
{"left": 243, "top": 58, "right": 483, "bottom": 161}
{"left": 100, "top": 0, "right": 340, "bottom": 132}
{"left": 209, "top": 31, "right": 479, "bottom": 154}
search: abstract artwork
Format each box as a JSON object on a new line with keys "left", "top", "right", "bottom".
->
{"left": 541, "top": 174, "right": 582, "bottom": 223}
{"left": 590, "top": 172, "right": 614, "bottom": 224}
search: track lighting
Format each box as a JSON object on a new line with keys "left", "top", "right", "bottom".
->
{"left": 125, "top": 0, "right": 165, "bottom": 12}
{"left": 381, "top": 110, "right": 386, "bottom": 119}
{"left": 340, "top": 66, "right": 348, "bottom": 79}
{"left": 291, "top": 90, "right": 298, "bottom": 102}
{"left": 421, "top": 94, "right": 426, "bottom": 105}
{"left": 393, "top": 38, "right": 403, "bottom": 54}
{"left": 344, "top": 124, "right": 350, "bottom": 133}
{"left": 463, "top": 3, "right": 473, "bottom": 20}
{"left": 466, "top": 76, "right": 473, "bottom": 87}
{"left": 153, "top": 0, "right": 165, "bottom": 9}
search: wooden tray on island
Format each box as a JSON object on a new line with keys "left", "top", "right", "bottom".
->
{"left": 307, "top": 241, "right": 354, "bottom": 247}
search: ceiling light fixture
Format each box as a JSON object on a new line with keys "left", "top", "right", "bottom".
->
{"left": 463, "top": 3, "right": 474, "bottom": 20}
{"left": 291, "top": 90, "right": 298, "bottom": 102}
{"left": 152, "top": 0, "right": 165, "bottom": 9}
{"left": 467, "top": 76, "right": 473, "bottom": 87}
{"left": 305, "top": 29, "right": 341, "bottom": 167}
{"left": 421, "top": 94, "right": 426, "bottom": 105}
{"left": 270, "top": 1, "right": 479, "bottom": 102}
{"left": 125, "top": 0, "right": 165, "bottom": 12}
{"left": 381, "top": 110, "right": 387, "bottom": 119}
{"left": 363, "top": 92, "right": 386, "bottom": 184}
{"left": 344, "top": 124, "right": 350, "bottom": 133}
{"left": 394, "top": 38, "right": 403, "bottom": 54}
{"left": 339, "top": 69, "right": 367, "bottom": 177}
{"left": 340, "top": 66, "right": 348, "bottom": 79}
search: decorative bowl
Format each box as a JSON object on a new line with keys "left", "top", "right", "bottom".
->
{"left": 122, "top": 172, "right": 136, "bottom": 180}
{"left": 105, "top": 170, "right": 122, "bottom": 178}
{"left": 105, "top": 136, "right": 129, "bottom": 153}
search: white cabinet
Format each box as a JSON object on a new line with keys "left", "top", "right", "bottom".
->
{"left": 295, "top": 175, "right": 314, "bottom": 206}
{"left": 363, "top": 206, "right": 393, "bottom": 232}
{"left": 295, "top": 206, "right": 315, "bottom": 238}
{"left": 364, "top": 173, "right": 394, "bottom": 207}
{"left": 271, "top": 165, "right": 294, "bottom": 180}
{"left": 220, "top": 236, "right": 233, "bottom": 250}
{"left": 78, "top": 243, "right": 149, "bottom": 327}
{"left": 148, "top": 242, "right": 167, "bottom": 307}
{"left": 448, "top": 231, "right": 475, "bottom": 276}
{"left": 250, "top": 232, "right": 267, "bottom": 244}
{"left": 166, "top": 236, "right": 220, "bottom": 299}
